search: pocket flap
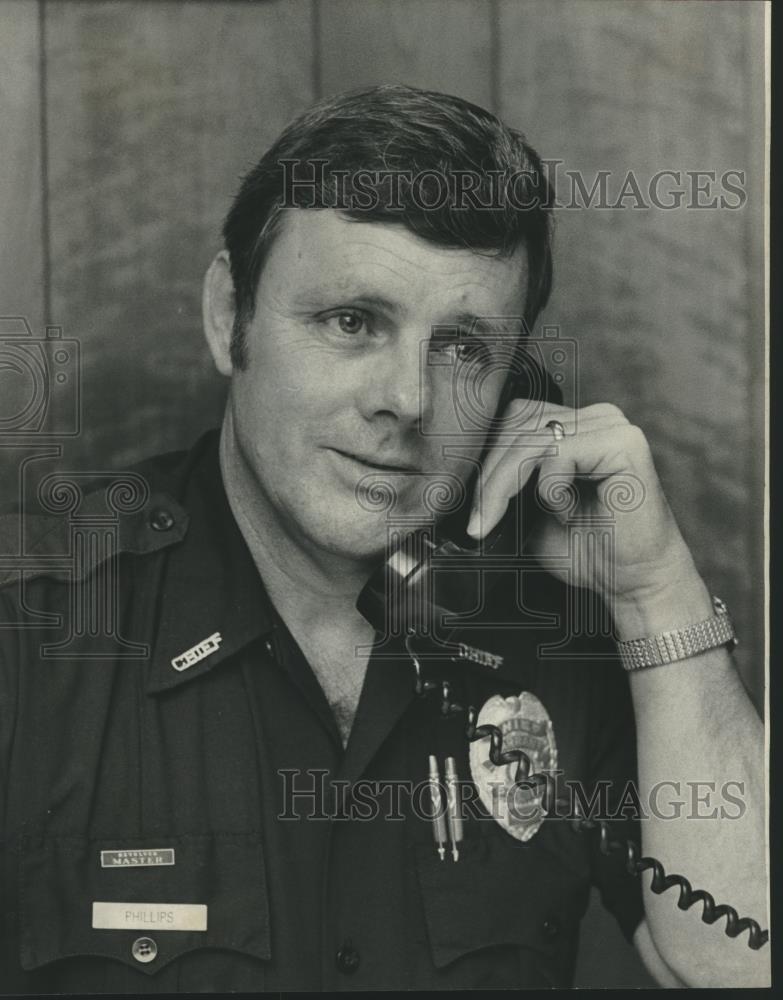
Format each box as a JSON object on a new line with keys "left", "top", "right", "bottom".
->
{"left": 415, "top": 826, "right": 587, "bottom": 969}
{"left": 19, "top": 834, "right": 271, "bottom": 976}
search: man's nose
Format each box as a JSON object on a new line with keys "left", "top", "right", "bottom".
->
{"left": 358, "top": 331, "right": 434, "bottom": 428}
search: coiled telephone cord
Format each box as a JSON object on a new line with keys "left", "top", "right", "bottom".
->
{"left": 408, "top": 641, "right": 769, "bottom": 951}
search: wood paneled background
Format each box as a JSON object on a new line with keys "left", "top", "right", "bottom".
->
{"left": 0, "top": 0, "right": 767, "bottom": 987}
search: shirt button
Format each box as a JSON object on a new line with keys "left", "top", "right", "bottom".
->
{"left": 149, "top": 507, "right": 175, "bottom": 532}
{"left": 542, "top": 916, "right": 561, "bottom": 938}
{"left": 336, "top": 941, "right": 360, "bottom": 974}
{"left": 131, "top": 936, "right": 158, "bottom": 963}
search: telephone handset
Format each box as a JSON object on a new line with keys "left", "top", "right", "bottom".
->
{"left": 356, "top": 352, "right": 558, "bottom": 647}
{"left": 355, "top": 478, "right": 536, "bottom": 653}
{"left": 355, "top": 352, "right": 769, "bottom": 952}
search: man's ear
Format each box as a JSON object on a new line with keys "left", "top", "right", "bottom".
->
{"left": 202, "top": 250, "right": 236, "bottom": 377}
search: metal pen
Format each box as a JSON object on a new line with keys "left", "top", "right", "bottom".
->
{"left": 445, "top": 756, "right": 464, "bottom": 862}
{"left": 428, "top": 755, "right": 448, "bottom": 861}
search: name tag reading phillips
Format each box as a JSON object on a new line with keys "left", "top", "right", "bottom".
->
{"left": 92, "top": 902, "right": 207, "bottom": 931}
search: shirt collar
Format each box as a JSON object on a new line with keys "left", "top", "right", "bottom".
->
{"left": 146, "top": 430, "right": 276, "bottom": 695}
{"left": 142, "top": 430, "right": 528, "bottom": 697}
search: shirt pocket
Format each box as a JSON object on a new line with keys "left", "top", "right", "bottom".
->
{"left": 17, "top": 833, "right": 270, "bottom": 993}
{"left": 414, "top": 825, "right": 589, "bottom": 988}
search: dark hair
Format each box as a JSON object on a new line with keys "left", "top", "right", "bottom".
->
{"left": 222, "top": 84, "right": 554, "bottom": 369}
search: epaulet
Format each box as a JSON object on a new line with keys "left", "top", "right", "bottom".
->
{"left": 0, "top": 476, "right": 189, "bottom": 591}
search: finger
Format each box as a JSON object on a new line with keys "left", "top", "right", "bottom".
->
{"left": 479, "top": 401, "right": 628, "bottom": 487}
{"left": 478, "top": 400, "right": 574, "bottom": 486}
{"left": 468, "top": 447, "right": 577, "bottom": 540}
{"left": 567, "top": 423, "right": 652, "bottom": 481}
{"left": 467, "top": 444, "right": 548, "bottom": 538}
{"left": 470, "top": 421, "right": 645, "bottom": 538}
{"left": 535, "top": 454, "right": 579, "bottom": 526}
{"left": 478, "top": 430, "right": 555, "bottom": 495}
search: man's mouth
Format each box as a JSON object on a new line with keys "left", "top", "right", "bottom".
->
{"left": 328, "top": 448, "right": 419, "bottom": 473}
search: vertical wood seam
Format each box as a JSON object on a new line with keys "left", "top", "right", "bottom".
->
{"left": 489, "top": 0, "right": 500, "bottom": 115}
{"left": 743, "top": 5, "right": 766, "bottom": 696}
{"left": 38, "top": 0, "right": 51, "bottom": 328}
{"left": 311, "top": 0, "right": 322, "bottom": 99}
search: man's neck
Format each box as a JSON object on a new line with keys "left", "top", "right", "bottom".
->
{"left": 218, "top": 416, "right": 378, "bottom": 747}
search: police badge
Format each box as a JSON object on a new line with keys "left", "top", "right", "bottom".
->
{"left": 469, "top": 691, "right": 558, "bottom": 842}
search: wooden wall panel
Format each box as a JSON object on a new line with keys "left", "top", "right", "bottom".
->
{"left": 318, "top": 0, "right": 494, "bottom": 106}
{"left": 0, "top": 1, "right": 44, "bottom": 510}
{"left": 497, "top": 4, "right": 765, "bottom": 982}
{"left": 43, "top": 0, "right": 315, "bottom": 472}
{"left": 0, "top": 1, "right": 766, "bottom": 987}
{"left": 0, "top": 2, "right": 43, "bottom": 327}
{"left": 498, "top": 0, "right": 765, "bottom": 699}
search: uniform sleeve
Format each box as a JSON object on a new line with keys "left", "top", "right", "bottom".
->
{"left": 585, "top": 654, "right": 644, "bottom": 944}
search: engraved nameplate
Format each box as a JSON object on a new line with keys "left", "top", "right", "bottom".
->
{"left": 100, "top": 848, "right": 175, "bottom": 868}
{"left": 92, "top": 902, "right": 207, "bottom": 931}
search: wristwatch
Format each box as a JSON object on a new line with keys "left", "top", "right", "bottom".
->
{"left": 616, "top": 595, "right": 737, "bottom": 671}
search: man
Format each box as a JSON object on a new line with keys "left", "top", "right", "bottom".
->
{"left": 0, "top": 85, "right": 768, "bottom": 990}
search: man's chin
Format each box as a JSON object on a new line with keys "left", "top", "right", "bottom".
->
{"left": 305, "top": 510, "right": 427, "bottom": 564}
{"left": 313, "top": 526, "right": 401, "bottom": 563}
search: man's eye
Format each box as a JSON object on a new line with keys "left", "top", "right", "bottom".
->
{"left": 450, "top": 339, "right": 491, "bottom": 365}
{"left": 334, "top": 311, "right": 366, "bottom": 335}
{"left": 454, "top": 341, "right": 483, "bottom": 361}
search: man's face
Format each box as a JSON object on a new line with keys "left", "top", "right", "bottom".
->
{"left": 227, "top": 209, "right": 528, "bottom": 560}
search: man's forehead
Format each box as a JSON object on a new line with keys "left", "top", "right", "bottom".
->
{"left": 267, "top": 209, "right": 528, "bottom": 314}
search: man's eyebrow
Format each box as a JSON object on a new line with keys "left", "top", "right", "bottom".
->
{"left": 293, "top": 287, "right": 403, "bottom": 313}
{"left": 351, "top": 294, "right": 403, "bottom": 315}
{"left": 296, "top": 290, "right": 474, "bottom": 325}
{"left": 448, "top": 311, "right": 489, "bottom": 330}
{"left": 435, "top": 313, "right": 525, "bottom": 334}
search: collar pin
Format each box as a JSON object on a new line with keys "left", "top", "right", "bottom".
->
{"left": 171, "top": 631, "right": 222, "bottom": 672}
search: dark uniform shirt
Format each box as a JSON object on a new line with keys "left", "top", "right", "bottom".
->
{"left": 0, "top": 430, "right": 643, "bottom": 992}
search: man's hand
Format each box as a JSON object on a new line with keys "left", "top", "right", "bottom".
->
{"left": 466, "top": 397, "right": 768, "bottom": 986}
{"left": 466, "top": 400, "right": 711, "bottom": 634}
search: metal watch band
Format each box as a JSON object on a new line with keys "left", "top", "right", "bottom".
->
{"left": 616, "top": 596, "right": 737, "bottom": 671}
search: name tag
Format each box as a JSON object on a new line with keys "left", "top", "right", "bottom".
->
{"left": 100, "top": 848, "right": 175, "bottom": 868}
{"left": 92, "top": 902, "right": 207, "bottom": 931}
